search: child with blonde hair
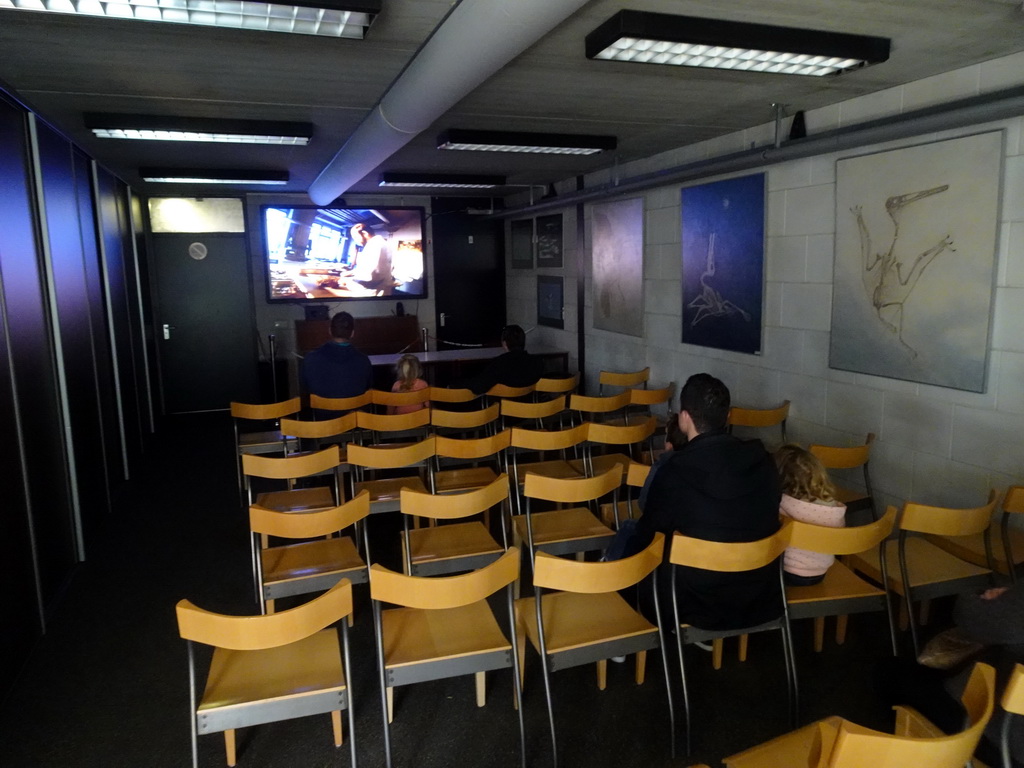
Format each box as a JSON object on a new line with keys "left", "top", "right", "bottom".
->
{"left": 775, "top": 443, "right": 846, "bottom": 586}
{"left": 388, "top": 354, "right": 429, "bottom": 414}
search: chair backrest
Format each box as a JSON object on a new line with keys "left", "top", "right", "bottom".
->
{"left": 788, "top": 506, "right": 896, "bottom": 556}
{"left": 628, "top": 384, "right": 673, "bottom": 407}
{"left": 347, "top": 436, "right": 436, "bottom": 470}
{"left": 230, "top": 397, "right": 301, "bottom": 421}
{"left": 487, "top": 383, "right": 536, "bottom": 399}
{"left": 809, "top": 433, "right": 874, "bottom": 470}
{"left": 435, "top": 429, "right": 511, "bottom": 460}
{"left": 280, "top": 412, "right": 357, "bottom": 440}
{"left": 501, "top": 395, "right": 565, "bottom": 421}
{"left": 569, "top": 391, "right": 631, "bottom": 415}
{"left": 1004, "top": 486, "right": 1024, "bottom": 515}
{"left": 242, "top": 445, "right": 340, "bottom": 480}
{"left": 176, "top": 578, "right": 353, "bottom": 651}
{"left": 523, "top": 464, "right": 623, "bottom": 504}
{"left": 599, "top": 367, "right": 650, "bottom": 391}
{"left": 727, "top": 400, "right": 791, "bottom": 429}
{"left": 309, "top": 391, "right": 372, "bottom": 412}
{"left": 668, "top": 522, "right": 791, "bottom": 572}
{"left": 586, "top": 415, "right": 656, "bottom": 446}
{"left": 826, "top": 663, "right": 995, "bottom": 768}
{"left": 371, "top": 388, "right": 431, "bottom": 409}
{"left": 356, "top": 408, "right": 432, "bottom": 433}
{"left": 428, "top": 386, "right": 479, "bottom": 404}
{"left": 249, "top": 490, "right": 370, "bottom": 539}
{"left": 533, "top": 532, "right": 664, "bottom": 593}
{"left": 369, "top": 548, "right": 520, "bottom": 609}
{"left": 898, "top": 490, "right": 998, "bottom": 537}
{"left": 400, "top": 474, "right": 510, "bottom": 522}
{"left": 1001, "top": 663, "right": 1024, "bottom": 716}
{"left": 431, "top": 403, "right": 499, "bottom": 430}
{"left": 626, "top": 462, "right": 651, "bottom": 488}
{"left": 510, "top": 422, "right": 588, "bottom": 452}
{"left": 535, "top": 373, "right": 579, "bottom": 395}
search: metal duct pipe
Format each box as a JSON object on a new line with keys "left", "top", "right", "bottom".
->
{"left": 309, "top": 0, "right": 590, "bottom": 205}
{"left": 493, "top": 84, "right": 1024, "bottom": 218}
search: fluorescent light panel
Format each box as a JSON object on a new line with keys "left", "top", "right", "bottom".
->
{"left": 378, "top": 172, "right": 506, "bottom": 190}
{"left": 0, "top": 0, "right": 380, "bottom": 38}
{"left": 586, "top": 11, "right": 890, "bottom": 77}
{"left": 437, "top": 129, "right": 617, "bottom": 156}
{"left": 85, "top": 113, "right": 313, "bottom": 145}
{"left": 140, "top": 167, "right": 288, "bottom": 185}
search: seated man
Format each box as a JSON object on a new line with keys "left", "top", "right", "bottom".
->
{"left": 633, "top": 373, "right": 781, "bottom": 631}
{"left": 459, "top": 324, "right": 544, "bottom": 395}
{"left": 300, "top": 311, "right": 373, "bottom": 401}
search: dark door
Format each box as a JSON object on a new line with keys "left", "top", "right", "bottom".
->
{"left": 431, "top": 197, "right": 506, "bottom": 349}
{"left": 151, "top": 232, "right": 258, "bottom": 413}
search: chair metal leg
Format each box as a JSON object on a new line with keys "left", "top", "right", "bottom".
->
{"left": 652, "top": 571, "right": 677, "bottom": 758}
{"left": 534, "top": 591, "right": 559, "bottom": 768}
{"left": 372, "top": 600, "right": 393, "bottom": 768}
{"left": 671, "top": 584, "right": 692, "bottom": 756}
{"left": 341, "top": 621, "right": 358, "bottom": 768}
{"left": 187, "top": 641, "right": 199, "bottom": 768}
{"left": 898, "top": 534, "right": 921, "bottom": 657}
{"left": 506, "top": 588, "right": 526, "bottom": 768}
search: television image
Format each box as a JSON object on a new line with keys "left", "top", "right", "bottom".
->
{"left": 262, "top": 205, "right": 427, "bottom": 302}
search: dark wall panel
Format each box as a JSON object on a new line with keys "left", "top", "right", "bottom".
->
{"left": 0, "top": 98, "right": 76, "bottom": 675}
{"left": 36, "top": 122, "right": 110, "bottom": 548}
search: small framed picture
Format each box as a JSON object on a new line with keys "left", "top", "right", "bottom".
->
{"left": 537, "top": 275, "right": 564, "bottom": 329}
{"left": 536, "top": 214, "right": 563, "bottom": 268}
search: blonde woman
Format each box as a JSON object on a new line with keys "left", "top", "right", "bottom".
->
{"left": 775, "top": 443, "right": 846, "bottom": 586}
{"left": 388, "top": 354, "right": 429, "bottom": 414}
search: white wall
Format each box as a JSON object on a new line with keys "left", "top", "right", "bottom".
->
{"left": 508, "top": 51, "right": 1024, "bottom": 513}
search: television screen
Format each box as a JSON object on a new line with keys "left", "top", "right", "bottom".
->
{"left": 262, "top": 205, "right": 426, "bottom": 301}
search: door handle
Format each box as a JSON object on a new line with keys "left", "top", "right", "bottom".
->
{"left": 163, "top": 323, "right": 176, "bottom": 340}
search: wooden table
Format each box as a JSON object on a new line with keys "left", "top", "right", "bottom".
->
{"left": 370, "top": 346, "right": 569, "bottom": 386}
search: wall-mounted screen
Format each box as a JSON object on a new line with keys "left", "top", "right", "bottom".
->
{"left": 262, "top": 205, "right": 426, "bottom": 302}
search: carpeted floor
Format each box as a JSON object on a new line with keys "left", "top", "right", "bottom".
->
{"left": 1, "top": 413, "right": 909, "bottom": 768}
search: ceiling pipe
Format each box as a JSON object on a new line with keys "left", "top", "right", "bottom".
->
{"left": 308, "top": 0, "right": 590, "bottom": 205}
{"left": 492, "top": 84, "right": 1024, "bottom": 218}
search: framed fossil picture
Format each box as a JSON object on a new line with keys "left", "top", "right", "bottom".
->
{"left": 830, "top": 131, "right": 1002, "bottom": 392}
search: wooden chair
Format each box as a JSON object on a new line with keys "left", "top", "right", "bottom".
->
{"left": 726, "top": 400, "right": 790, "bottom": 445}
{"left": 355, "top": 408, "right": 432, "bottom": 445}
{"left": 430, "top": 402, "right": 499, "bottom": 437}
{"left": 500, "top": 395, "right": 566, "bottom": 430}
{"left": 847, "top": 492, "right": 998, "bottom": 656}
{"left": 347, "top": 437, "right": 435, "bottom": 515}
{"left": 309, "top": 391, "right": 372, "bottom": 414}
{"left": 249, "top": 491, "right": 371, "bottom": 614}
{"left": 568, "top": 391, "right": 631, "bottom": 426}
{"left": 572, "top": 415, "right": 657, "bottom": 479}
{"left": 598, "top": 366, "right": 649, "bottom": 394}
{"left": 667, "top": 523, "right": 797, "bottom": 754}
{"left": 515, "top": 533, "right": 676, "bottom": 766}
{"left": 535, "top": 373, "right": 579, "bottom": 400}
{"left": 722, "top": 662, "right": 996, "bottom": 768}
{"left": 485, "top": 382, "right": 536, "bottom": 404}
{"left": 279, "top": 412, "right": 358, "bottom": 455}
{"left": 370, "top": 549, "right": 525, "bottom": 768}
{"left": 925, "top": 485, "right": 1024, "bottom": 582}
{"left": 507, "top": 423, "right": 589, "bottom": 503}
{"left": 427, "top": 386, "right": 480, "bottom": 409}
{"left": 627, "top": 382, "right": 674, "bottom": 427}
{"left": 1001, "top": 663, "right": 1024, "bottom": 768}
{"left": 370, "top": 387, "right": 430, "bottom": 414}
{"left": 230, "top": 397, "right": 300, "bottom": 501}
{"left": 785, "top": 507, "right": 898, "bottom": 655}
{"left": 242, "top": 445, "right": 342, "bottom": 513}
{"left": 515, "top": 465, "right": 622, "bottom": 566}
{"left": 176, "top": 579, "right": 357, "bottom": 768}
{"left": 809, "top": 433, "right": 878, "bottom": 522}
{"left": 433, "top": 429, "right": 511, "bottom": 495}
{"left": 400, "top": 474, "right": 511, "bottom": 575}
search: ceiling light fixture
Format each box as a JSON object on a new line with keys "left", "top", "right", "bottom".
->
{"left": 85, "top": 114, "right": 314, "bottom": 145}
{"left": 140, "top": 168, "right": 289, "bottom": 185}
{"left": 378, "top": 172, "right": 506, "bottom": 190}
{"left": 437, "top": 129, "right": 617, "bottom": 156}
{"left": 586, "top": 11, "right": 890, "bottom": 77}
{"left": 0, "top": 0, "right": 380, "bottom": 38}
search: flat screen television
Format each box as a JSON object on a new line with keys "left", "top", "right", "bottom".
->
{"left": 262, "top": 205, "right": 427, "bottom": 302}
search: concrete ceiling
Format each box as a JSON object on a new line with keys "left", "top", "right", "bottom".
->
{"left": 1, "top": 0, "right": 1022, "bottom": 200}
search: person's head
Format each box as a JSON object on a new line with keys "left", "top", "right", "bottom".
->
{"left": 677, "top": 373, "right": 730, "bottom": 437}
{"left": 396, "top": 354, "right": 421, "bottom": 389}
{"left": 330, "top": 311, "right": 355, "bottom": 341}
{"left": 664, "top": 413, "right": 686, "bottom": 451}
{"left": 350, "top": 223, "right": 372, "bottom": 245}
{"left": 500, "top": 324, "right": 526, "bottom": 352}
{"left": 774, "top": 443, "right": 836, "bottom": 503}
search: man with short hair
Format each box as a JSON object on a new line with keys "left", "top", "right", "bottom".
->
{"left": 300, "top": 311, "right": 373, "bottom": 400}
{"left": 460, "top": 324, "right": 544, "bottom": 395}
{"left": 634, "top": 373, "right": 781, "bottom": 630}
{"left": 348, "top": 222, "right": 394, "bottom": 295}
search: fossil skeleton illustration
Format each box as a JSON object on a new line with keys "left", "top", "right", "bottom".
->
{"left": 688, "top": 232, "right": 752, "bottom": 326}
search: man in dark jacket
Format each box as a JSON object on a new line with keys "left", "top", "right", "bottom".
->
{"left": 460, "top": 324, "right": 544, "bottom": 395}
{"left": 635, "top": 373, "right": 781, "bottom": 630}
{"left": 300, "top": 311, "right": 373, "bottom": 400}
